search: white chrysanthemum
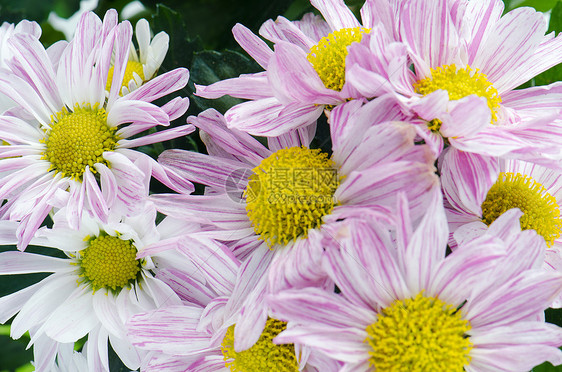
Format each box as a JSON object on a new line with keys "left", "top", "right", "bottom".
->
{"left": 107, "top": 18, "right": 170, "bottom": 96}
{"left": 0, "top": 201, "right": 202, "bottom": 371}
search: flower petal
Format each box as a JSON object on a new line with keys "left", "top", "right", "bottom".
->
{"left": 233, "top": 23, "right": 273, "bottom": 69}
{"left": 441, "top": 148, "right": 498, "bottom": 216}
{"left": 195, "top": 73, "right": 273, "bottom": 100}
{"left": 310, "top": 0, "right": 360, "bottom": 30}
{"left": 127, "top": 305, "right": 209, "bottom": 355}
{"left": 42, "top": 285, "right": 97, "bottom": 343}
{"left": 225, "top": 97, "right": 324, "bottom": 137}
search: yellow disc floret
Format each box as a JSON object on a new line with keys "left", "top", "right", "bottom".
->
{"left": 42, "top": 104, "right": 118, "bottom": 181}
{"left": 221, "top": 318, "right": 299, "bottom": 372}
{"left": 365, "top": 292, "right": 472, "bottom": 371}
{"left": 307, "top": 27, "right": 370, "bottom": 91}
{"left": 244, "top": 147, "right": 339, "bottom": 247}
{"left": 79, "top": 233, "right": 141, "bottom": 292}
{"left": 481, "top": 172, "right": 562, "bottom": 246}
{"left": 414, "top": 64, "right": 502, "bottom": 123}
{"left": 106, "top": 60, "right": 145, "bottom": 92}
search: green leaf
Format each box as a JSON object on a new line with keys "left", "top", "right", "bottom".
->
{"left": 0, "top": 334, "right": 33, "bottom": 371}
{"left": 189, "top": 49, "right": 261, "bottom": 113}
{"left": 507, "top": 0, "right": 559, "bottom": 12}
{"left": 546, "top": 307, "right": 562, "bottom": 327}
{"left": 549, "top": 0, "right": 562, "bottom": 33}
{"left": 533, "top": 361, "right": 562, "bottom": 371}
{"left": 140, "top": 0, "right": 293, "bottom": 50}
{"left": 283, "top": 0, "right": 315, "bottom": 19}
{"left": 150, "top": 4, "right": 203, "bottom": 72}
{"left": 526, "top": 1, "right": 562, "bottom": 86}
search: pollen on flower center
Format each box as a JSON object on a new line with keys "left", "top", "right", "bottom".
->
{"left": 106, "top": 60, "right": 145, "bottom": 92}
{"left": 79, "top": 233, "right": 141, "bottom": 292}
{"left": 414, "top": 64, "right": 502, "bottom": 123}
{"left": 41, "top": 104, "right": 118, "bottom": 181}
{"left": 365, "top": 292, "right": 472, "bottom": 371}
{"left": 307, "top": 27, "right": 370, "bottom": 91}
{"left": 244, "top": 146, "right": 340, "bottom": 247}
{"left": 481, "top": 172, "right": 562, "bottom": 246}
{"left": 221, "top": 318, "right": 299, "bottom": 372}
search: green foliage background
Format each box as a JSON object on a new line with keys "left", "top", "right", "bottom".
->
{"left": 0, "top": 0, "right": 560, "bottom": 370}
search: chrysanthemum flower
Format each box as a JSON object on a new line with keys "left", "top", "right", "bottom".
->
{"left": 268, "top": 189, "right": 562, "bottom": 371}
{"left": 127, "top": 234, "right": 341, "bottom": 371}
{"left": 195, "top": 0, "right": 402, "bottom": 136}
{"left": 153, "top": 99, "right": 437, "bottom": 293}
{"left": 347, "top": 0, "right": 562, "bottom": 160}
{"left": 105, "top": 18, "right": 170, "bottom": 96}
{"left": 442, "top": 149, "right": 562, "bottom": 305}
{"left": 0, "top": 10, "right": 193, "bottom": 249}
{"left": 0, "top": 200, "right": 201, "bottom": 371}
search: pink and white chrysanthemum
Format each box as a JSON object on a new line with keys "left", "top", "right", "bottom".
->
{"left": 0, "top": 199, "right": 202, "bottom": 371}
{"left": 268, "top": 189, "right": 562, "bottom": 372}
{"left": 153, "top": 98, "right": 438, "bottom": 294}
{"left": 106, "top": 18, "right": 170, "bottom": 96}
{"left": 442, "top": 150, "right": 562, "bottom": 306}
{"left": 195, "top": 0, "right": 402, "bottom": 136}
{"left": 347, "top": 0, "right": 562, "bottom": 160}
{"left": 127, "top": 233, "right": 340, "bottom": 371}
{"left": 0, "top": 10, "right": 193, "bottom": 249}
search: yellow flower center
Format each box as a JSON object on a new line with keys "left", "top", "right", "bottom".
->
{"left": 414, "top": 64, "right": 502, "bottom": 123}
{"left": 79, "top": 233, "right": 141, "bottom": 292}
{"left": 105, "top": 61, "right": 145, "bottom": 92}
{"left": 221, "top": 318, "right": 299, "bottom": 372}
{"left": 244, "top": 147, "right": 339, "bottom": 247}
{"left": 41, "top": 104, "right": 118, "bottom": 181}
{"left": 365, "top": 292, "right": 472, "bottom": 371}
{"left": 481, "top": 172, "right": 562, "bottom": 246}
{"left": 307, "top": 27, "right": 370, "bottom": 91}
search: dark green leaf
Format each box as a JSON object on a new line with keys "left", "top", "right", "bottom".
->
{"left": 546, "top": 307, "right": 562, "bottom": 327}
{"left": 139, "top": 0, "right": 293, "bottom": 50}
{"left": 150, "top": 4, "right": 203, "bottom": 72}
{"left": 533, "top": 361, "right": 562, "bottom": 371}
{"left": 549, "top": 0, "right": 562, "bottom": 34}
{"left": 525, "top": 1, "right": 562, "bottom": 86}
{"left": 508, "top": 0, "right": 559, "bottom": 12}
{"left": 0, "top": 334, "right": 34, "bottom": 372}
{"left": 189, "top": 49, "right": 261, "bottom": 113}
